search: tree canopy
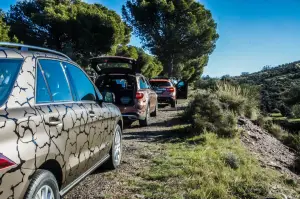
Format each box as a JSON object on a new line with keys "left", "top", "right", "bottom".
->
{"left": 123, "top": 0, "right": 219, "bottom": 80}
{"left": 115, "top": 45, "right": 163, "bottom": 78}
{"left": 0, "top": 9, "right": 17, "bottom": 42}
{"left": 6, "top": 0, "right": 131, "bottom": 65}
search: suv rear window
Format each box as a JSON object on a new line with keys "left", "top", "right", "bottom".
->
{"left": 0, "top": 59, "right": 22, "bottom": 106}
{"left": 150, "top": 81, "right": 172, "bottom": 87}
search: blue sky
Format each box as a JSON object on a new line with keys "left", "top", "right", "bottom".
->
{"left": 2, "top": 0, "right": 300, "bottom": 77}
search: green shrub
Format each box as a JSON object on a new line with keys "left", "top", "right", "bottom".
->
{"left": 282, "top": 133, "right": 300, "bottom": 151}
{"left": 292, "top": 104, "right": 300, "bottom": 118}
{"left": 184, "top": 83, "right": 261, "bottom": 137}
{"left": 223, "top": 152, "right": 240, "bottom": 169}
{"left": 184, "top": 91, "right": 239, "bottom": 137}
{"left": 216, "top": 82, "right": 260, "bottom": 118}
{"left": 265, "top": 123, "right": 287, "bottom": 140}
{"left": 256, "top": 115, "right": 273, "bottom": 128}
{"left": 294, "top": 156, "right": 300, "bottom": 174}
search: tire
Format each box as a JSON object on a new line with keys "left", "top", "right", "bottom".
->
{"left": 150, "top": 103, "right": 157, "bottom": 117}
{"left": 171, "top": 100, "right": 176, "bottom": 108}
{"left": 24, "top": 169, "right": 60, "bottom": 199}
{"left": 139, "top": 105, "right": 150, "bottom": 127}
{"left": 102, "top": 124, "right": 122, "bottom": 170}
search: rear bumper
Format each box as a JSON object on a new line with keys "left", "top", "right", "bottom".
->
{"left": 157, "top": 96, "right": 175, "bottom": 103}
{"left": 122, "top": 113, "right": 144, "bottom": 121}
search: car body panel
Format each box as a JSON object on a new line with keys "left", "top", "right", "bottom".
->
{"left": 0, "top": 49, "right": 122, "bottom": 199}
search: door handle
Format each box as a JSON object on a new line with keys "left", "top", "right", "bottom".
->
{"left": 49, "top": 117, "right": 62, "bottom": 126}
{"left": 89, "top": 111, "right": 96, "bottom": 118}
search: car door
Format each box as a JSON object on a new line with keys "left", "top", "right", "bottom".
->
{"left": 176, "top": 80, "right": 188, "bottom": 99}
{"left": 138, "top": 76, "right": 150, "bottom": 115}
{"left": 36, "top": 59, "right": 88, "bottom": 185}
{"left": 145, "top": 77, "right": 157, "bottom": 112}
{"left": 63, "top": 62, "right": 114, "bottom": 173}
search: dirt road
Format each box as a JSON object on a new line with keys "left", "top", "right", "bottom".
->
{"left": 64, "top": 101, "right": 187, "bottom": 199}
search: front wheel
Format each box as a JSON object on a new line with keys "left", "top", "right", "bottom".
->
{"left": 24, "top": 170, "right": 60, "bottom": 199}
{"left": 103, "top": 124, "right": 122, "bottom": 169}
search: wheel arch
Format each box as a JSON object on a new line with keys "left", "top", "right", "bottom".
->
{"left": 38, "top": 159, "right": 63, "bottom": 189}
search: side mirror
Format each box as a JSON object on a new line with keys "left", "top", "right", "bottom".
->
{"left": 104, "top": 92, "right": 115, "bottom": 103}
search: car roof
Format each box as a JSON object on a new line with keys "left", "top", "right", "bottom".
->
{"left": 0, "top": 43, "right": 71, "bottom": 61}
{"left": 149, "top": 79, "right": 171, "bottom": 82}
{"left": 90, "top": 56, "right": 136, "bottom": 62}
{"left": 0, "top": 48, "right": 70, "bottom": 61}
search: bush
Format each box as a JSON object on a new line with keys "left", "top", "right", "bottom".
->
{"left": 265, "top": 123, "right": 287, "bottom": 140}
{"left": 256, "top": 115, "right": 273, "bottom": 128}
{"left": 293, "top": 156, "right": 300, "bottom": 174}
{"left": 291, "top": 104, "right": 300, "bottom": 118}
{"left": 215, "top": 82, "right": 260, "bottom": 119}
{"left": 184, "top": 91, "right": 239, "bottom": 137}
{"left": 223, "top": 152, "right": 240, "bottom": 169}
{"left": 272, "top": 108, "right": 281, "bottom": 114}
{"left": 184, "top": 82, "right": 260, "bottom": 137}
{"left": 282, "top": 133, "right": 300, "bottom": 151}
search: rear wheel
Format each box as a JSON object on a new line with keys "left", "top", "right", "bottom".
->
{"left": 171, "top": 100, "right": 176, "bottom": 108}
{"left": 25, "top": 169, "right": 60, "bottom": 199}
{"left": 103, "top": 124, "right": 122, "bottom": 169}
{"left": 139, "top": 105, "right": 150, "bottom": 127}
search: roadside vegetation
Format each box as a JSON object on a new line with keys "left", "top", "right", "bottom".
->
{"left": 131, "top": 82, "right": 300, "bottom": 199}
{"left": 137, "top": 133, "right": 298, "bottom": 199}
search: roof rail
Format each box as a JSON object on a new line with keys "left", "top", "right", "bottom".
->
{"left": 0, "top": 42, "right": 71, "bottom": 60}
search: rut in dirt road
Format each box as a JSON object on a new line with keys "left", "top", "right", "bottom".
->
{"left": 64, "top": 102, "right": 188, "bottom": 199}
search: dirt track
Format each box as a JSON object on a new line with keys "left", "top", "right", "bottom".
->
{"left": 64, "top": 101, "right": 187, "bottom": 199}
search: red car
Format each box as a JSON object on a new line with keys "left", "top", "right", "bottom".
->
{"left": 90, "top": 56, "right": 158, "bottom": 126}
{"left": 150, "top": 77, "right": 188, "bottom": 107}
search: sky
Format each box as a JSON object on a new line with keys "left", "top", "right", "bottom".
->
{"left": 1, "top": 0, "right": 300, "bottom": 77}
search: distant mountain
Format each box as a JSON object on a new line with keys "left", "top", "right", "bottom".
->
{"left": 231, "top": 61, "right": 300, "bottom": 113}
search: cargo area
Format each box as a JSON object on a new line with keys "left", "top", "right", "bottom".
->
{"left": 96, "top": 74, "right": 136, "bottom": 106}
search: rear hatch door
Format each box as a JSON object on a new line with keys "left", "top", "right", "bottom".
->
{"left": 90, "top": 56, "right": 139, "bottom": 75}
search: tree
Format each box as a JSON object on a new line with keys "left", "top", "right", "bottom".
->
{"left": 241, "top": 72, "right": 249, "bottom": 76}
{"left": 115, "top": 45, "right": 163, "bottom": 78}
{"left": 262, "top": 65, "right": 271, "bottom": 71}
{"left": 0, "top": 9, "right": 17, "bottom": 42}
{"left": 122, "top": 0, "right": 219, "bottom": 79}
{"left": 6, "top": 0, "right": 130, "bottom": 65}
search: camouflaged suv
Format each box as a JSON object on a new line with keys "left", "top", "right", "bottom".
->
{"left": 0, "top": 43, "right": 123, "bottom": 199}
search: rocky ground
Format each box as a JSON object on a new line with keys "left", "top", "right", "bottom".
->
{"left": 65, "top": 101, "right": 299, "bottom": 199}
{"left": 239, "top": 117, "right": 300, "bottom": 181}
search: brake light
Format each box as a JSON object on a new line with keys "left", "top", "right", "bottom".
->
{"left": 167, "top": 87, "right": 175, "bottom": 92}
{"left": 136, "top": 92, "right": 144, "bottom": 99}
{"left": 0, "top": 154, "right": 15, "bottom": 170}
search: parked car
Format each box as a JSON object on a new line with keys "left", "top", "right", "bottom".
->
{"left": 90, "top": 56, "right": 158, "bottom": 127}
{"left": 0, "top": 43, "right": 123, "bottom": 199}
{"left": 150, "top": 77, "right": 188, "bottom": 107}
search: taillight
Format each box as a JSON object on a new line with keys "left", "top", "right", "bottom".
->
{"left": 136, "top": 92, "right": 144, "bottom": 99}
{"left": 167, "top": 87, "right": 175, "bottom": 92}
{"left": 0, "top": 154, "right": 15, "bottom": 170}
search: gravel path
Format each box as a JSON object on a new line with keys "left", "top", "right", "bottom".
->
{"left": 64, "top": 101, "right": 187, "bottom": 199}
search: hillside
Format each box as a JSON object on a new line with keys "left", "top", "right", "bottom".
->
{"left": 230, "top": 61, "right": 300, "bottom": 113}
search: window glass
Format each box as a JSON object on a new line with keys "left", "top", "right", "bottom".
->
{"left": 39, "top": 59, "right": 72, "bottom": 102}
{"left": 0, "top": 59, "right": 22, "bottom": 106}
{"left": 36, "top": 65, "right": 51, "bottom": 103}
{"left": 139, "top": 77, "right": 148, "bottom": 89}
{"left": 150, "top": 81, "right": 172, "bottom": 87}
{"left": 65, "top": 63, "right": 96, "bottom": 101}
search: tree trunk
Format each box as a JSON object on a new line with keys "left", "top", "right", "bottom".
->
{"left": 168, "top": 56, "right": 174, "bottom": 78}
